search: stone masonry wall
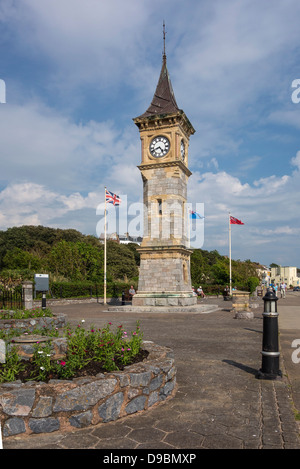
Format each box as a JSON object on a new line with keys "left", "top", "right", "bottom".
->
{"left": 0, "top": 313, "right": 66, "bottom": 334}
{"left": 137, "top": 256, "right": 191, "bottom": 292}
{"left": 0, "top": 341, "right": 176, "bottom": 439}
{"left": 142, "top": 166, "right": 188, "bottom": 247}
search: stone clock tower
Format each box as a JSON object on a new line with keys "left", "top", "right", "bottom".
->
{"left": 132, "top": 46, "right": 197, "bottom": 307}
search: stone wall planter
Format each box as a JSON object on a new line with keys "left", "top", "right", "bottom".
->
{"left": 0, "top": 313, "right": 66, "bottom": 334}
{"left": 7, "top": 335, "right": 67, "bottom": 361}
{"left": 0, "top": 341, "right": 176, "bottom": 439}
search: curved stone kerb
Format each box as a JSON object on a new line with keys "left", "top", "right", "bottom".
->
{"left": 0, "top": 340, "right": 177, "bottom": 438}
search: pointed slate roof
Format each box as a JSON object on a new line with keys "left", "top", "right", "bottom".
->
{"left": 138, "top": 54, "right": 180, "bottom": 119}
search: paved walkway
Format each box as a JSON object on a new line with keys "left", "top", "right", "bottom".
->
{"left": 2, "top": 292, "right": 300, "bottom": 450}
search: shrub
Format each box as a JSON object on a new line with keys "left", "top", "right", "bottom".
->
{"left": 49, "top": 281, "right": 137, "bottom": 298}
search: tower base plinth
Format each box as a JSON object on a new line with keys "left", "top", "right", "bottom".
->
{"left": 132, "top": 292, "right": 197, "bottom": 307}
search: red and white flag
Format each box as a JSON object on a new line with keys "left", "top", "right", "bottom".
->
{"left": 230, "top": 216, "right": 244, "bottom": 225}
{"left": 105, "top": 189, "right": 121, "bottom": 206}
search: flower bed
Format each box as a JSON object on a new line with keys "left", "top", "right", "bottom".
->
{"left": 0, "top": 340, "right": 176, "bottom": 438}
{"left": 1, "top": 320, "right": 145, "bottom": 382}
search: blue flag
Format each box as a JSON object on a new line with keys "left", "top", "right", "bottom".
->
{"left": 189, "top": 210, "right": 204, "bottom": 219}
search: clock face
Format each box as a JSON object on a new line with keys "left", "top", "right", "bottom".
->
{"left": 149, "top": 136, "right": 170, "bottom": 157}
{"left": 181, "top": 140, "right": 185, "bottom": 159}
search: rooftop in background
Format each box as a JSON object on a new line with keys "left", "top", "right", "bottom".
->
{"left": 99, "top": 233, "right": 142, "bottom": 245}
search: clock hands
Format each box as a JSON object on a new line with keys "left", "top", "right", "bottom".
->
{"left": 150, "top": 135, "right": 170, "bottom": 157}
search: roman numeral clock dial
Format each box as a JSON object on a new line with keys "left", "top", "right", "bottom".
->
{"left": 149, "top": 136, "right": 170, "bottom": 157}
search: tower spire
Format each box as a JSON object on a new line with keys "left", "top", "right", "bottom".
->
{"left": 136, "top": 21, "right": 180, "bottom": 119}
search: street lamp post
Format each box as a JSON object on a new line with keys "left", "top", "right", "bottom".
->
{"left": 257, "top": 288, "right": 282, "bottom": 380}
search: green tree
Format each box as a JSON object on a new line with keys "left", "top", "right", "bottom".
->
{"left": 211, "top": 260, "right": 230, "bottom": 284}
{"left": 190, "top": 249, "right": 206, "bottom": 285}
{"left": 46, "top": 240, "right": 103, "bottom": 281}
{"left": 76, "top": 241, "right": 104, "bottom": 281}
{"left": 2, "top": 247, "right": 42, "bottom": 271}
{"left": 247, "top": 276, "right": 260, "bottom": 293}
{"left": 106, "top": 241, "right": 139, "bottom": 281}
{"left": 126, "top": 243, "right": 140, "bottom": 266}
{"left": 0, "top": 225, "right": 89, "bottom": 270}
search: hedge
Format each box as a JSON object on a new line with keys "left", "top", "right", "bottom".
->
{"left": 40, "top": 282, "right": 253, "bottom": 299}
{"left": 197, "top": 284, "right": 250, "bottom": 295}
{"left": 47, "top": 281, "right": 137, "bottom": 299}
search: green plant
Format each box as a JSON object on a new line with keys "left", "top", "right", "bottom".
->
{"left": 56, "top": 320, "right": 143, "bottom": 378}
{"left": 29, "top": 342, "right": 53, "bottom": 381}
{"left": 247, "top": 276, "right": 260, "bottom": 293}
{"left": 59, "top": 320, "right": 144, "bottom": 375}
{"left": 0, "top": 324, "right": 60, "bottom": 344}
{"left": 0, "top": 320, "right": 144, "bottom": 383}
{"left": 0, "top": 306, "right": 53, "bottom": 320}
{"left": 0, "top": 346, "right": 26, "bottom": 382}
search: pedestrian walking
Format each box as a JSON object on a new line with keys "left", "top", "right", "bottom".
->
{"left": 280, "top": 282, "right": 286, "bottom": 298}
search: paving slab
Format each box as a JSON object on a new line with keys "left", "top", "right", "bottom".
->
{"left": 2, "top": 294, "right": 300, "bottom": 451}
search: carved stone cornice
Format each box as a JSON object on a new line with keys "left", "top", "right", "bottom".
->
{"left": 133, "top": 110, "right": 195, "bottom": 139}
{"left": 138, "top": 159, "right": 192, "bottom": 177}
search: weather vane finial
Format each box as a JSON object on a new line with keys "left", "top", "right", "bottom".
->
{"left": 163, "top": 20, "right": 166, "bottom": 59}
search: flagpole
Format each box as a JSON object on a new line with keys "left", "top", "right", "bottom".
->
{"left": 187, "top": 206, "right": 190, "bottom": 248}
{"left": 104, "top": 187, "right": 107, "bottom": 305}
{"left": 229, "top": 212, "right": 232, "bottom": 296}
{"left": 0, "top": 421, "right": 3, "bottom": 450}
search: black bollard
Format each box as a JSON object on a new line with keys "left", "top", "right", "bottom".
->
{"left": 122, "top": 291, "right": 125, "bottom": 306}
{"left": 256, "top": 288, "right": 282, "bottom": 379}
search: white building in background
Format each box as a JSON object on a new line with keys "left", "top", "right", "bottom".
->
{"left": 99, "top": 233, "right": 142, "bottom": 245}
{"left": 256, "top": 265, "right": 271, "bottom": 285}
{"left": 270, "top": 266, "right": 300, "bottom": 287}
{"left": 118, "top": 233, "right": 142, "bottom": 245}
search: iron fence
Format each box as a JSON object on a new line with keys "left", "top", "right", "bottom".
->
{"left": 0, "top": 288, "right": 23, "bottom": 310}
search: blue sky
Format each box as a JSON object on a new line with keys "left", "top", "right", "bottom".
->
{"left": 1, "top": 0, "right": 300, "bottom": 268}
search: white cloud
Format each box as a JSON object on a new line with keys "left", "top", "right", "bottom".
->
{"left": 0, "top": 100, "right": 141, "bottom": 194}
{"left": 291, "top": 150, "right": 300, "bottom": 170}
{"left": 1, "top": 0, "right": 300, "bottom": 268}
{"left": 1, "top": 0, "right": 153, "bottom": 96}
{"left": 0, "top": 182, "right": 105, "bottom": 231}
{"left": 0, "top": 147, "right": 300, "bottom": 266}
{"left": 253, "top": 175, "right": 290, "bottom": 193}
{"left": 188, "top": 149, "right": 300, "bottom": 264}
{"left": 0, "top": 183, "right": 63, "bottom": 227}
{"left": 172, "top": 0, "right": 300, "bottom": 159}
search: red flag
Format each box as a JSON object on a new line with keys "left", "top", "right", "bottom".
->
{"left": 230, "top": 216, "right": 244, "bottom": 225}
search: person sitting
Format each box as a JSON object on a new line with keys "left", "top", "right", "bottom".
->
{"left": 128, "top": 285, "right": 136, "bottom": 300}
{"left": 197, "top": 286, "right": 205, "bottom": 298}
{"left": 223, "top": 285, "right": 230, "bottom": 300}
